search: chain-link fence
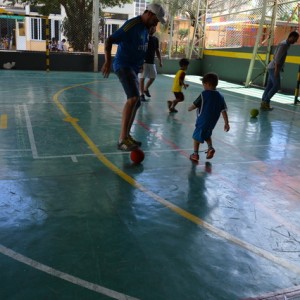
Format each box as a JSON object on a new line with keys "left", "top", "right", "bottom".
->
{"left": 204, "top": 0, "right": 299, "bottom": 49}
{"left": 159, "top": 0, "right": 299, "bottom": 58}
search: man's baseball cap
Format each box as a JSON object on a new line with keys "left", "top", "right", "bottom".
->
{"left": 146, "top": 3, "right": 166, "bottom": 24}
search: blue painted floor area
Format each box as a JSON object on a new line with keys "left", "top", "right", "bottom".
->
{"left": 0, "top": 70, "right": 300, "bottom": 300}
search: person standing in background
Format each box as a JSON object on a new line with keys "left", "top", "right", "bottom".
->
{"left": 139, "top": 25, "right": 163, "bottom": 101}
{"left": 261, "top": 31, "right": 299, "bottom": 111}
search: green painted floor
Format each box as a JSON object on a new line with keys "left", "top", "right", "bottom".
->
{"left": 0, "top": 70, "right": 300, "bottom": 300}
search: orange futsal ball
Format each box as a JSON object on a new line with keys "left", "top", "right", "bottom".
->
{"left": 130, "top": 149, "right": 145, "bottom": 164}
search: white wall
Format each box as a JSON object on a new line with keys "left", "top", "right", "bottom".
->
{"left": 103, "top": 3, "right": 135, "bottom": 18}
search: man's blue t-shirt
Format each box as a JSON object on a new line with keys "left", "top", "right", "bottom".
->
{"left": 111, "top": 16, "right": 149, "bottom": 74}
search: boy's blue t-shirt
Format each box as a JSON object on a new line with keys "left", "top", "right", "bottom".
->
{"left": 111, "top": 16, "right": 149, "bottom": 74}
{"left": 193, "top": 90, "right": 227, "bottom": 130}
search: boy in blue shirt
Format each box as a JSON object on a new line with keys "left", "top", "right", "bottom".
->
{"left": 102, "top": 4, "right": 166, "bottom": 151}
{"left": 188, "top": 73, "right": 230, "bottom": 162}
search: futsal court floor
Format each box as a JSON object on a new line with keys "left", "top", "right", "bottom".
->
{"left": 0, "top": 70, "right": 300, "bottom": 300}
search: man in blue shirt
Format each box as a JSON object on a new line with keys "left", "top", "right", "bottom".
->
{"left": 102, "top": 4, "right": 166, "bottom": 151}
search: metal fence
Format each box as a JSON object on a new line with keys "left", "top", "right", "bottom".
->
{"left": 204, "top": 0, "right": 299, "bottom": 49}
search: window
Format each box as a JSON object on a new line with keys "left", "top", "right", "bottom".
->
{"left": 51, "top": 20, "right": 60, "bottom": 41}
{"left": 135, "top": 0, "right": 148, "bottom": 16}
{"left": 103, "top": 24, "right": 119, "bottom": 40}
{"left": 18, "top": 21, "right": 25, "bottom": 36}
{"left": 30, "top": 18, "right": 61, "bottom": 41}
{"left": 31, "top": 18, "right": 41, "bottom": 40}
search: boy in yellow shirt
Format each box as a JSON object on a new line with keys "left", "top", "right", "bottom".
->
{"left": 167, "top": 58, "right": 189, "bottom": 113}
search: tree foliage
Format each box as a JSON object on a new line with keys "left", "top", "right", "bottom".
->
{"left": 178, "top": 28, "right": 188, "bottom": 41}
{"left": 4, "top": 0, "right": 132, "bottom": 51}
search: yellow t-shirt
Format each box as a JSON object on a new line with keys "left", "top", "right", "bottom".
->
{"left": 172, "top": 69, "right": 186, "bottom": 92}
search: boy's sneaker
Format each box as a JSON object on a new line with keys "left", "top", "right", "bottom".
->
{"left": 140, "top": 95, "right": 146, "bottom": 102}
{"left": 144, "top": 90, "right": 151, "bottom": 97}
{"left": 206, "top": 147, "right": 215, "bottom": 159}
{"left": 190, "top": 153, "right": 199, "bottom": 162}
{"left": 118, "top": 138, "right": 138, "bottom": 151}
{"left": 128, "top": 135, "right": 142, "bottom": 147}
{"left": 169, "top": 108, "right": 178, "bottom": 113}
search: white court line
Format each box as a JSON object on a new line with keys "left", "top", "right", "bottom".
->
{"left": 152, "top": 151, "right": 160, "bottom": 157}
{"left": 23, "top": 105, "right": 38, "bottom": 159}
{"left": 165, "top": 74, "right": 299, "bottom": 107}
{"left": 0, "top": 149, "right": 31, "bottom": 152}
{"left": 2, "top": 154, "right": 298, "bottom": 166}
{"left": 0, "top": 244, "right": 139, "bottom": 300}
{"left": 1, "top": 142, "right": 300, "bottom": 161}
{"left": 71, "top": 155, "right": 78, "bottom": 162}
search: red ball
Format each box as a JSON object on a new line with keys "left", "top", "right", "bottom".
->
{"left": 130, "top": 149, "right": 145, "bottom": 164}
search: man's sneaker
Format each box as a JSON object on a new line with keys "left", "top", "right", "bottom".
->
{"left": 206, "top": 147, "right": 215, "bottom": 159}
{"left": 260, "top": 101, "right": 273, "bottom": 111}
{"left": 190, "top": 153, "right": 199, "bottom": 162}
{"left": 140, "top": 95, "right": 146, "bottom": 102}
{"left": 128, "top": 135, "right": 142, "bottom": 147}
{"left": 144, "top": 90, "right": 151, "bottom": 97}
{"left": 118, "top": 138, "right": 138, "bottom": 151}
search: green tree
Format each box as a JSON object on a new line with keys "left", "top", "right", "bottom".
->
{"left": 278, "top": 4, "right": 299, "bottom": 23}
{"left": 178, "top": 28, "right": 188, "bottom": 41}
{"left": 4, "top": 0, "right": 132, "bottom": 51}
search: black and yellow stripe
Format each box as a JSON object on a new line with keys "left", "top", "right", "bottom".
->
{"left": 203, "top": 49, "right": 300, "bottom": 64}
{"left": 123, "top": 17, "right": 142, "bottom": 32}
{"left": 294, "top": 65, "right": 300, "bottom": 104}
{"left": 45, "top": 17, "right": 50, "bottom": 72}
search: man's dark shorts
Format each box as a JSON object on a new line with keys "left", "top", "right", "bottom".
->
{"left": 115, "top": 68, "right": 139, "bottom": 99}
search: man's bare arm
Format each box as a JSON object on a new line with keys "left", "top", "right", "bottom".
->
{"left": 156, "top": 48, "right": 162, "bottom": 67}
{"left": 101, "top": 36, "right": 115, "bottom": 78}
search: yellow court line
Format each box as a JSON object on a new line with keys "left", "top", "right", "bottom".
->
{"left": 0, "top": 114, "right": 7, "bottom": 129}
{"left": 203, "top": 49, "right": 300, "bottom": 64}
{"left": 53, "top": 81, "right": 300, "bottom": 276}
{"left": 204, "top": 49, "right": 253, "bottom": 59}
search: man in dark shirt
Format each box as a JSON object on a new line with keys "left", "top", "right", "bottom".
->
{"left": 261, "top": 31, "right": 299, "bottom": 110}
{"left": 139, "top": 25, "right": 163, "bottom": 101}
